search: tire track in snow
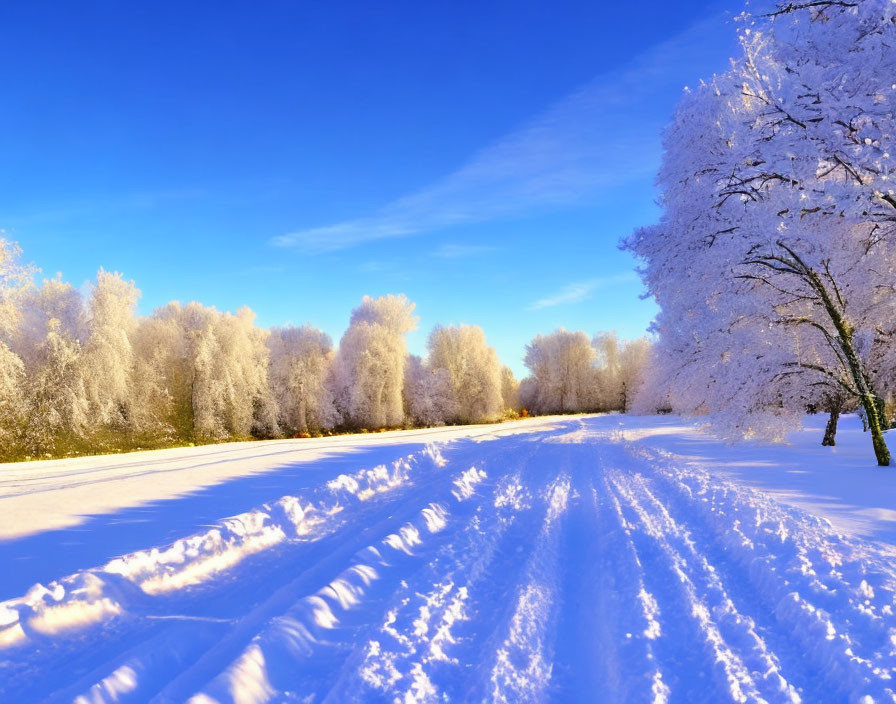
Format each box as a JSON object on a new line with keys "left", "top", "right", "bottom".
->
{"left": 617, "top": 441, "right": 896, "bottom": 703}
{"left": 185, "top": 502, "right": 453, "bottom": 703}
{"left": 483, "top": 470, "right": 571, "bottom": 703}
{"left": 605, "top": 452, "right": 800, "bottom": 703}
{"left": 321, "top": 442, "right": 547, "bottom": 703}
{"left": 611, "top": 445, "right": 830, "bottom": 702}
{"left": 553, "top": 441, "right": 670, "bottom": 704}
{"left": 181, "top": 457, "right": 511, "bottom": 702}
{"left": 147, "top": 435, "right": 558, "bottom": 703}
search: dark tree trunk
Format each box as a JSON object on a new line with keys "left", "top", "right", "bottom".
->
{"left": 792, "top": 248, "right": 889, "bottom": 465}
{"left": 816, "top": 285, "right": 890, "bottom": 464}
{"left": 822, "top": 396, "right": 842, "bottom": 446}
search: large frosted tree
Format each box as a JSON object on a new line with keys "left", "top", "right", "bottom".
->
{"left": 626, "top": 0, "right": 896, "bottom": 463}
{"left": 11, "top": 276, "right": 86, "bottom": 368}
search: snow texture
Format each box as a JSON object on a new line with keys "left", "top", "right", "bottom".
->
{"left": 1, "top": 414, "right": 896, "bottom": 702}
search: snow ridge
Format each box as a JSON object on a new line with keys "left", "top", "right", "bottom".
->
{"left": 0, "top": 443, "right": 447, "bottom": 652}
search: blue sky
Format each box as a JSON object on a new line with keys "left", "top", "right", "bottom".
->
{"left": 0, "top": 1, "right": 740, "bottom": 376}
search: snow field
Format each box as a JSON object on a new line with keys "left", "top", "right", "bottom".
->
{"left": 2, "top": 416, "right": 896, "bottom": 702}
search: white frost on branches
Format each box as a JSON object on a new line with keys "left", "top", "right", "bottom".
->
{"left": 626, "top": 0, "right": 896, "bottom": 461}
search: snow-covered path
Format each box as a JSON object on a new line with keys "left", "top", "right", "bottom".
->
{"left": 3, "top": 417, "right": 896, "bottom": 703}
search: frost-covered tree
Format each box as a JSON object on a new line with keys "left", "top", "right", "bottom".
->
{"left": 403, "top": 354, "right": 457, "bottom": 427}
{"left": 624, "top": 75, "right": 856, "bottom": 442}
{"left": 7, "top": 277, "right": 89, "bottom": 454}
{"left": 144, "top": 302, "right": 276, "bottom": 440}
{"left": 268, "top": 325, "right": 337, "bottom": 434}
{"left": 523, "top": 329, "right": 596, "bottom": 414}
{"left": 0, "top": 343, "right": 24, "bottom": 455}
{"left": 82, "top": 270, "right": 141, "bottom": 430}
{"left": 426, "top": 324, "right": 503, "bottom": 424}
{"left": 592, "top": 333, "right": 651, "bottom": 412}
{"left": 332, "top": 294, "right": 417, "bottom": 429}
{"left": 0, "top": 238, "right": 650, "bottom": 456}
{"left": 591, "top": 332, "right": 620, "bottom": 412}
{"left": 215, "top": 307, "right": 278, "bottom": 438}
{"left": 500, "top": 365, "right": 520, "bottom": 413}
{"left": 866, "top": 317, "right": 896, "bottom": 430}
{"left": 626, "top": 0, "right": 896, "bottom": 463}
{"left": 0, "top": 239, "right": 33, "bottom": 453}
{"left": 19, "top": 319, "right": 90, "bottom": 455}
{"left": 130, "top": 308, "right": 186, "bottom": 437}
{"left": 518, "top": 377, "right": 537, "bottom": 415}
{"left": 0, "top": 238, "right": 34, "bottom": 337}
{"left": 732, "top": 1, "right": 896, "bottom": 462}
{"left": 629, "top": 344, "right": 673, "bottom": 416}
{"left": 144, "top": 302, "right": 214, "bottom": 436}
{"left": 128, "top": 314, "right": 176, "bottom": 441}
{"left": 619, "top": 338, "right": 651, "bottom": 410}
{"left": 10, "top": 276, "right": 86, "bottom": 368}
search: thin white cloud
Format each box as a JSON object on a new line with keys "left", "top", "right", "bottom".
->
{"left": 526, "top": 272, "right": 639, "bottom": 311}
{"left": 273, "top": 14, "right": 734, "bottom": 252}
{"left": 433, "top": 243, "right": 497, "bottom": 258}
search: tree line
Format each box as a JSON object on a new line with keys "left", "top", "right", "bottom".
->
{"left": 0, "top": 239, "right": 649, "bottom": 460}
{"left": 626, "top": 0, "right": 896, "bottom": 464}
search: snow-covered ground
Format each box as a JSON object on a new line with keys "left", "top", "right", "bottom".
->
{"left": 620, "top": 414, "right": 896, "bottom": 549}
{"left": 2, "top": 414, "right": 896, "bottom": 702}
